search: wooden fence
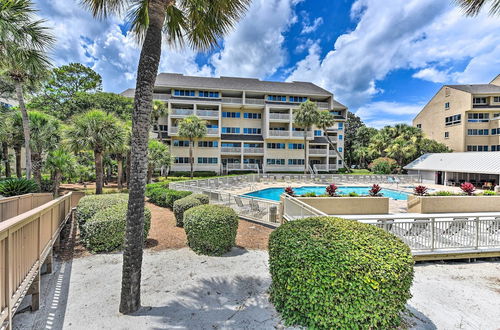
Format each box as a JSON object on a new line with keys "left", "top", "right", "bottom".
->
{"left": 0, "top": 193, "right": 53, "bottom": 222}
{"left": 0, "top": 191, "right": 84, "bottom": 329}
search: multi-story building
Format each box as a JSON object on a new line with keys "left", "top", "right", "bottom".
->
{"left": 413, "top": 75, "right": 500, "bottom": 152}
{"left": 122, "top": 73, "right": 347, "bottom": 174}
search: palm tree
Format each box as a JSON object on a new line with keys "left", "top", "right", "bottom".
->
{"left": 9, "top": 111, "right": 26, "bottom": 177}
{"left": 178, "top": 115, "right": 207, "bottom": 179}
{"left": 151, "top": 100, "right": 168, "bottom": 142}
{"left": 112, "top": 122, "right": 131, "bottom": 190}
{"left": 293, "top": 100, "right": 320, "bottom": 174}
{"left": 354, "top": 146, "right": 370, "bottom": 169}
{"left": 45, "top": 147, "right": 75, "bottom": 196}
{"left": 455, "top": 0, "right": 500, "bottom": 16}
{"left": 0, "top": 107, "right": 11, "bottom": 177}
{"left": 385, "top": 136, "right": 417, "bottom": 174}
{"left": 66, "top": 110, "right": 125, "bottom": 194}
{"left": 82, "top": 0, "right": 251, "bottom": 313}
{"left": 0, "top": 0, "right": 55, "bottom": 179}
{"left": 28, "top": 111, "right": 61, "bottom": 185}
{"left": 316, "top": 110, "right": 348, "bottom": 172}
{"left": 147, "top": 139, "right": 172, "bottom": 183}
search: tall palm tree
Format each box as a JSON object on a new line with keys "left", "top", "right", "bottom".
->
{"left": 178, "top": 115, "right": 207, "bottom": 179}
{"left": 9, "top": 111, "right": 25, "bottom": 177}
{"left": 28, "top": 111, "right": 61, "bottom": 185}
{"left": 66, "top": 110, "right": 125, "bottom": 194}
{"left": 82, "top": 0, "right": 250, "bottom": 313}
{"left": 455, "top": 0, "right": 500, "bottom": 16}
{"left": 147, "top": 139, "right": 172, "bottom": 183}
{"left": 385, "top": 136, "right": 417, "bottom": 174}
{"left": 112, "top": 121, "right": 131, "bottom": 190}
{"left": 45, "top": 147, "right": 75, "bottom": 196}
{"left": 0, "top": 107, "right": 11, "bottom": 177}
{"left": 316, "top": 110, "right": 348, "bottom": 172}
{"left": 0, "top": 0, "right": 54, "bottom": 179}
{"left": 293, "top": 100, "right": 320, "bottom": 174}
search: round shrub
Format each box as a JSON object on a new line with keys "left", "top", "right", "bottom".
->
{"left": 165, "top": 190, "right": 192, "bottom": 208}
{"left": 76, "top": 194, "right": 128, "bottom": 226}
{"left": 269, "top": 216, "right": 414, "bottom": 329}
{"left": 0, "top": 178, "right": 39, "bottom": 197}
{"left": 173, "top": 194, "right": 209, "bottom": 227}
{"left": 81, "top": 203, "right": 151, "bottom": 253}
{"left": 368, "top": 157, "right": 398, "bottom": 174}
{"left": 184, "top": 205, "right": 238, "bottom": 256}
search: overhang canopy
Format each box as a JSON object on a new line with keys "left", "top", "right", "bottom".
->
{"left": 404, "top": 152, "right": 500, "bottom": 175}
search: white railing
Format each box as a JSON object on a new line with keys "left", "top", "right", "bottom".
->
{"left": 206, "top": 128, "right": 219, "bottom": 135}
{"left": 282, "top": 193, "right": 326, "bottom": 221}
{"left": 269, "top": 113, "right": 290, "bottom": 121}
{"left": 316, "top": 101, "right": 329, "bottom": 109}
{"left": 243, "top": 148, "right": 264, "bottom": 154}
{"left": 169, "top": 127, "right": 179, "bottom": 134}
{"left": 222, "top": 97, "right": 243, "bottom": 104}
{"left": 171, "top": 108, "right": 194, "bottom": 116}
{"left": 226, "top": 163, "right": 242, "bottom": 169}
{"left": 196, "top": 110, "right": 219, "bottom": 118}
{"left": 292, "top": 131, "right": 314, "bottom": 138}
{"left": 221, "top": 147, "right": 241, "bottom": 153}
{"left": 245, "top": 98, "right": 265, "bottom": 105}
{"left": 153, "top": 93, "right": 170, "bottom": 101}
{"left": 243, "top": 164, "right": 259, "bottom": 170}
{"left": 309, "top": 149, "right": 328, "bottom": 155}
{"left": 268, "top": 130, "right": 290, "bottom": 137}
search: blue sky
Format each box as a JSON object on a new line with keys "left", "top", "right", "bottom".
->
{"left": 34, "top": 0, "right": 500, "bottom": 128}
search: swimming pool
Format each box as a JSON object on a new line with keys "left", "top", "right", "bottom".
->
{"left": 243, "top": 186, "right": 409, "bottom": 201}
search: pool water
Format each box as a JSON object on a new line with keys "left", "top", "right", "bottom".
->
{"left": 243, "top": 186, "right": 409, "bottom": 201}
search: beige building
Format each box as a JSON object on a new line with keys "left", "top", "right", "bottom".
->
{"left": 122, "top": 73, "right": 347, "bottom": 174}
{"left": 413, "top": 75, "right": 500, "bottom": 152}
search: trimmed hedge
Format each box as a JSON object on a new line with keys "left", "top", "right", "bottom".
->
{"left": 165, "top": 190, "right": 192, "bottom": 208}
{"left": 269, "top": 216, "right": 414, "bottom": 329}
{"left": 81, "top": 203, "right": 151, "bottom": 253}
{"left": 76, "top": 194, "right": 129, "bottom": 226}
{"left": 184, "top": 204, "right": 238, "bottom": 256}
{"left": 145, "top": 187, "right": 192, "bottom": 208}
{"left": 169, "top": 171, "right": 216, "bottom": 177}
{"left": 173, "top": 194, "right": 209, "bottom": 227}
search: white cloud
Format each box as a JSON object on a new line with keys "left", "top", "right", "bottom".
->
{"left": 287, "top": 0, "right": 500, "bottom": 109}
{"left": 301, "top": 17, "right": 323, "bottom": 34}
{"left": 210, "top": 0, "right": 300, "bottom": 78}
{"left": 354, "top": 101, "right": 423, "bottom": 128}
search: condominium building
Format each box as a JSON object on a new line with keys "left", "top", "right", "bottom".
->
{"left": 413, "top": 75, "right": 500, "bottom": 152}
{"left": 121, "top": 73, "right": 347, "bottom": 174}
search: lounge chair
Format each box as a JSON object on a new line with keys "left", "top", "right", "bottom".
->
{"left": 376, "top": 219, "right": 394, "bottom": 231}
{"left": 234, "top": 196, "right": 252, "bottom": 211}
{"left": 442, "top": 217, "right": 468, "bottom": 235}
{"left": 250, "top": 199, "right": 268, "bottom": 218}
{"left": 404, "top": 219, "right": 430, "bottom": 236}
{"left": 487, "top": 217, "right": 500, "bottom": 234}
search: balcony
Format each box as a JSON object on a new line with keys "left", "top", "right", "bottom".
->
{"left": 222, "top": 97, "right": 243, "bottom": 104}
{"left": 196, "top": 109, "right": 219, "bottom": 118}
{"left": 226, "top": 163, "right": 242, "bottom": 169}
{"left": 169, "top": 126, "right": 179, "bottom": 135}
{"left": 221, "top": 147, "right": 241, "bottom": 154}
{"left": 269, "top": 113, "right": 290, "bottom": 121}
{"left": 245, "top": 98, "right": 265, "bottom": 105}
{"left": 171, "top": 108, "right": 194, "bottom": 117}
{"left": 314, "top": 164, "right": 338, "bottom": 171}
{"left": 243, "top": 147, "right": 264, "bottom": 154}
{"left": 292, "top": 131, "right": 314, "bottom": 138}
{"left": 309, "top": 149, "right": 328, "bottom": 156}
{"left": 243, "top": 164, "right": 259, "bottom": 170}
{"left": 268, "top": 130, "right": 290, "bottom": 137}
{"left": 206, "top": 128, "right": 219, "bottom": 135}
{"left": 153, "top": 93, "right": 169, "bottom": 101}
{"left": 316, "top": 102, "right": 329, "bottom": 109}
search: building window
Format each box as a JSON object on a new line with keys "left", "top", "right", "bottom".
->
{"left": 244, "top": 158, "right": 260, "bottom": 164}
{"left": 175, "top": 157, "right": 190, "bottom": 164}
{"left": 444, "top": 132, "right": 449, "bottom": 139}
{"left": 492, "top": 145, "right": 499, "bottom": 151}
{"left": 338, "top": 122, "right": 344, "bottom": 130}
{"left": 467, "top": 129, "right": 489, "bottom": 136}
{"left": 244, "top": 143, "right": 261, "bottom": 148}
{"left": 173, "top": 140, "right": 190, "bottom": 147}
{"left": 339, "top": 134, "right": 343, "bottom": 140}
{"left": 267, "top": 95, "right": 287, "bottom": 102}
{"left": 416, "top": 124, "right": 422, "bottom": 129}
{"left": 197, "top": 157, "right": 218, "bottom": 164}
{"left": 289, "top": 96, "right": 307, "bottom": 103}
{"left": 222, "top": 112, "right": 240, "bottom": 118}
{"left": 198, "top": 141, "right": 218, "bottom": 148}
{"left": 445, "top": 102, "right": 450, "bottom": 109}
{"left": 222, "top": 127, "right": 240, "bottom": 134}
{"left": 266, "top": 158, "right": 285, "bottom": 165}
{"left": 494, "top": 96, "right": 500, "bottom": 103}
{"left": 243, "top": 128, "right": 261, "bottom": 135}
{"left": 492, "top": 128, "right": 499, "bottom": 135}
{"left": 173, "top": 89, "right": 195, "bottom": 97}
{"left": 288, "top": 159, "right": 305, "bottom": 165}
{"left": 314, "top": 130, "right": 322, "bottom": 136}
{"left": 338, "top": 147, "right": 343, "bottom": 152}
{"left": 243, "top": 112, "right": 262, "bottom": 119}
{"left": 198, "top": 91, "right": 220, "bottom": 98}
{"left": 338, "top": 159, "right": 342, "bottom": 165}
{"left": 467, "top": 113, "right": 489, "bottom": 122}
{"left": 288, "top": 143, "right": 304, "bottom": 150}
{"left": 269, "top": 127, "right": 286, "bottom": 131}
{"left": 467, "top": 145, "right": 489, "bottom": 152}
{"left": 445, "top": 114, "right": 461, "bottom": 126}
{"left": 473, "top": 97, "right": 487, "bottom": 105}
{"left": 222, "top": 143, "right": 240, "bottom": 148}
{"left": 267, "top": 143, "right": 285, "bottom": 149}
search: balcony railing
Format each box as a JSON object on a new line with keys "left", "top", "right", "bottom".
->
{"left": 269, "top": 113, "right": 290, "bottom": 121}
{"left": 243, "top": 164, "right": 259, "bottom": 169}
{"left": 292, "top": 131, "right": 314, "bottom": 138}
{"left": 153, "top": 93, "right": 170, "bottom": 101}
{"left": 314, "top": 164, "right": 338, "bottom": 171}
{"left": 221, "top": 147, "right": 241, "bottom": 153}
{"left": 245, "top": 98, "right": 265, "bottom": 105}
{"left": 206, "top": 128, "right": 219, "bottom": 135}
{"left": 243, "top": 148, "right": 264, "bottom": 154}
{"left": 222, "top": 97, "right": 243, "bottom": 104}
{"left": 170, "top": 127, "right": 179, "bottom": 134}
{"left": 196, "top": 110, "right": 219, "bottom": 118}
{"left": 171, "top": 108, "right": 194, "bottom": 116}
{"left": 309, "top": 149, "right": 328, "bottom": 155}
{"left": 226, "top": 163, "right": 242, "bottom": 169}
{"left": 268, "top": 130, "right": 290, "bottom": 137}
{"left": 316, "top": 102, "right": 329, "bottom": 109}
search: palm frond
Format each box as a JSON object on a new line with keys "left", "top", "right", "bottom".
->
{"left": 455, "top": 0, "right": 500, "bottom": 16}
{"left": 126, "top": 0, "right": 150, "bottom": 42}
{"left": 80, "top": 0, "right": 127, "bottom": 19}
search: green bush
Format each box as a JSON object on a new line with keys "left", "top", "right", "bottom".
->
{"left": 0, "top": 178, "right": 39, "bottom": 197}
{"left": 165, "top": 190, "right": 192, "bottom": 208}
{"left": 145, "top": 187, "right": 192, "bottom": 208}
{"left": 173, "top": 195, "right": 209, "bottom": 227}
{"left": 302, "top": 192, "right": 317, "bottom": 197}
{"left": 269, "top": 217, "right": 414, "bottom": 329}
{"left": 431, "top": 191, "right": 455, "bottom": 196}
{"left": 169, "top": 171, "right": 216, "bottom": 177}
{"left": 81, "top": 203, "right": 151, "bottom": 253}
{"left": 481, "top": 190, "right": 497, "bottom": 196}
{"left": 76, "top": 194, "right": 128, "bottom": 226}
{"left": 184, "top": 204, "right": 238, "bottom": 256}
{"left": 368, "top": 157, "right": 398, "bottom": 174}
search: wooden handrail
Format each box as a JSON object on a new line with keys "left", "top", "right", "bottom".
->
{"left": 0, "top": 193, "right": 53, "bottom": 222}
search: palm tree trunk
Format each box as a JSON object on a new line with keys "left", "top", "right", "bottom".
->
{"left": 120, "top": 0, "right": 165, "bottom": 315}
{"left": 147, "top": 164, "right": 153, "bottom": 184}
{"left": 94, "top": 150, "right": 104, "bottom": 194}
{"left": 15, "top": 81, "right": 32, "bottom": 179}
{"left": 14, "top": 146, "right": 21, "bottom": 178}
{"left": 2, "top": 142, "right": 10, "bottom": 177}
{"left": 323, "top": 131, "right": 349, "bottom": 172}
{"left": 32, "top": 153, "right": 43, "bottom": 185}
{"left": 303, "top": 132, "right": 307, "bottom": 174}
{"left": 126, "top": 150, "right": 131, "bottom": 188}
{"left": 53, "top": 170, "right": 61, "bottom": 197}
{"left": 189, "top": 139, "right": 194, "bottom": 179}
{"left": 117, "top": 156, "right": 123, "bottom": 190}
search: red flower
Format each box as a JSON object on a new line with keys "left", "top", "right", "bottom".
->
{"left": 460, "top": 182, "right": 476, "bottom": 196}
{"left": 326, "top": 184, "right": 338, "bottom": 197}
{"left": 369, "top": 184, "right": 382, "bottom": 197}
{"left": 284, "top": 186, "right": 295, "bottom": 196}
{"left": 413, "top": 185, "right": 428, "bottom": 196}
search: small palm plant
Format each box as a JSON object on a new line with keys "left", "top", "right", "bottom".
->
{"left": 178, "top": 115, "right": 207, "bottom": 179}
{"left": 293, "top": 100, "right": 320, "bottom": 174}
{"left": 147, "top": 140, "right": 172, "bottom": 183}
{"left": 45, "top": 148, "right": 75, "bottom": 196}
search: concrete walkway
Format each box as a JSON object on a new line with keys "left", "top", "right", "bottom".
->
{"left": 13, "top": 249, "right": 500, "bottom": 329}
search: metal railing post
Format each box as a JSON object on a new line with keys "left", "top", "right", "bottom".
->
{"left": 475, "top": 217, "right": 480, "bottom": 249}
{"left": 431, "top": 218, "right": 435, "bottom": 251}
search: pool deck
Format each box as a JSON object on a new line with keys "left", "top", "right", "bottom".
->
{"left": 233, "top": 182, "right": 470, "bottom": 214}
